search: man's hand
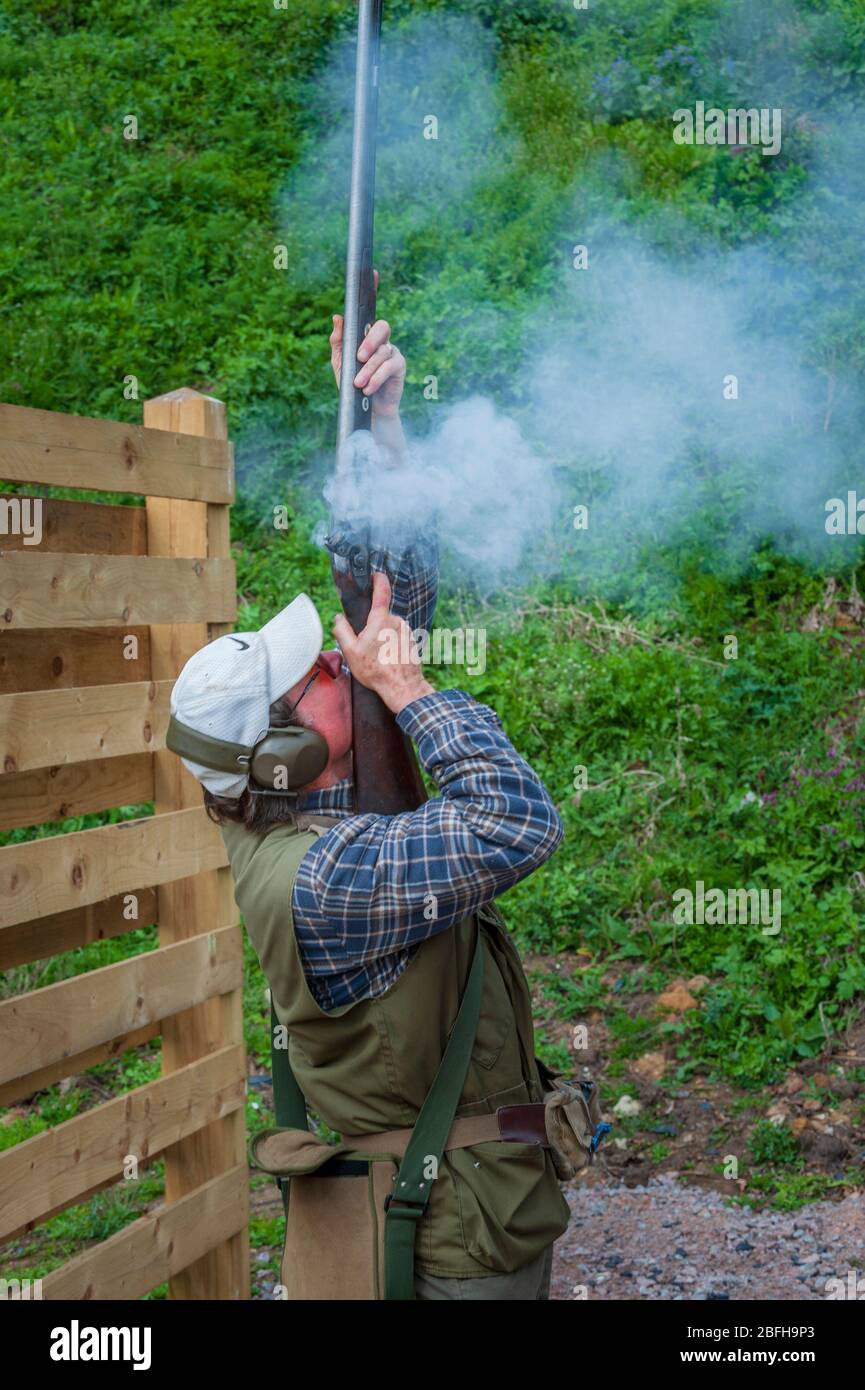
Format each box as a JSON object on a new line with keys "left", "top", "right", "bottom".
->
{"left": 332, "top": 571, "right": 433, "bottom": 716}
{"left": 329, "top": 269, "right": 406, "bottom": 420}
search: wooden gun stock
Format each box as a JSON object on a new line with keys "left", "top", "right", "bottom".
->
{"left": 332, "top": 560, "right": 427, "bottom": 814}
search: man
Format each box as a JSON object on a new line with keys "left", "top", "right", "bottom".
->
{"left": 167, "top": 301, "right": 572, "bottom": 1299}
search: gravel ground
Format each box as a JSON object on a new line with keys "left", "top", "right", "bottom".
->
{"left": 550, "top": 1174, "right": 865, "bottom": 1300}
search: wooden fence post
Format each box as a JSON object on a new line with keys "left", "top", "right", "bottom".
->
{"left": 143, "top": 389, "right": 248, "bottom": 1300}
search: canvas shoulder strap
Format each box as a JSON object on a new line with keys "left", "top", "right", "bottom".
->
{"left": 271, "top": 996, "right": 309, "bottom": 1136}
{"left": 383, "top": 923, "right": 483, "bottom": 1299}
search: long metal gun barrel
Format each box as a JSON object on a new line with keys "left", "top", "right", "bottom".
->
{"left": 328, "top": 0, "right": 427, "bottom": 816}
{"left": 337, "top": 0, "right": 382, "bottom": 449}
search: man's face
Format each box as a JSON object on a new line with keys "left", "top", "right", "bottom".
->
{"left": 283, "top": 647, "right": 352, "bottom": 762}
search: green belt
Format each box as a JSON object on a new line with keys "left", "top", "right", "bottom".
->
{"left": 269, "top": 922, "right": 484, "bottom": 1301}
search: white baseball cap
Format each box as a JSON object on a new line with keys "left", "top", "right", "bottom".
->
{"left": 169, "top": 592, "right": 324, "bottom": 797}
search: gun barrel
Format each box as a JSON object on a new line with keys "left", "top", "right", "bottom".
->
{"left": 337, "top": 0, "right": 382, "bottom": 449}
{"left": 328, "top": 2, "right": 426, "bottom": 817}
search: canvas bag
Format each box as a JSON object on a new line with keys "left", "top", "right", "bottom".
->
{"left": 249, "top": 1127, "right": 402, "bottom": 1300}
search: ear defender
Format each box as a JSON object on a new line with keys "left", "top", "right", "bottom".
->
{"left": 166, "top": 716, "right": 329, "bottom": 793}
{"left": 250, "top": 727, "right": 330, "bottom": 792}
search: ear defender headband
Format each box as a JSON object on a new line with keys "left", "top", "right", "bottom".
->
{"left": 166, "top": 715, "right": 329, "bottom": 794}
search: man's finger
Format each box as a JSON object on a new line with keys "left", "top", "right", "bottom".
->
{"left": 357, "top": 319, "right": 390, "bottom": 362}
{"left": 368, "top": 569, "right": 392, "bottom": 613}
{"left": 360, "top": 353, "right": 403, "bottom": 396}
{"left": 330, "top": 315, "right": 344, "bottom": 386}
{"left": 353, "top": 341, "right": 396, "bottom": 389}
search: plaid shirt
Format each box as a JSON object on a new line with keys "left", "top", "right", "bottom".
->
{"left": 291, "top": 541, "right": 563, "bottom": 1009}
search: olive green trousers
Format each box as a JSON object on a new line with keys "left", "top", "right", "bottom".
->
{"left": 413, "top": 1242, "right": 553, "bottom": 1301}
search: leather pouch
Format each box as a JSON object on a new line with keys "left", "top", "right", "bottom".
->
{"left": 535, "top": 1058, "right": 611, "bottom": 1181}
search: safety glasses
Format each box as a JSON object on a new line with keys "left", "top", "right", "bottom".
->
{"left": 285, "top": 658, "right": 324, "bottom": 716}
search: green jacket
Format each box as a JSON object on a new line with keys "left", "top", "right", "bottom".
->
{"left": 222, "top": 816, "right": 570, "bottom": 1277}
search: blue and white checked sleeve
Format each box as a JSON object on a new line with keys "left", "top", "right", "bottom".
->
{"left": 291, "top": 689, "right": 563, "bottom": 1005}
{"left": 376, "top": 531, "right": 438, "bottom": 634}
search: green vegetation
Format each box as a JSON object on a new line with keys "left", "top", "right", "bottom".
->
{"left": 748, "top": 1117, "right": 800, "bottom": 1165}
{"left": 740, "top": 1120, "right": 864, "bottom": 1209}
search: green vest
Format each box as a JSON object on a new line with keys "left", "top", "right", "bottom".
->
{"left": 221, "top": 817, "right": 570, "bottom": 1278}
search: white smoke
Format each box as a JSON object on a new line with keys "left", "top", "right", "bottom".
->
{"left": 272, "top": 1, "right": 865, "bottom": 594}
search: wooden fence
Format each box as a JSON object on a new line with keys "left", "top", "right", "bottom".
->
{"left": 0, "top": 390, "right": 250, "bottom": 1299}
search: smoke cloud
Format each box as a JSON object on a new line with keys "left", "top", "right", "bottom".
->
{"left": 268, "top": 0, "right": 865, "bottom": 600}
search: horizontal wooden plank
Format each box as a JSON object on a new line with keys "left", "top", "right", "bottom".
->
{"left": 0, "top": 923, "right": 242, "bottom": 1085}
{"left": 0, "top": 627, "right": 152, "bottom": 694}
{"left": 0, "top": 553, "right": 236, "bottom": 628}
{"left": 0, "top": 805, "right": 229, "bottom": 927}
{"left": 0, "top": 753, "right": 154, "bottom": 830}
{"left": 0, "top": 1043, "right": 245, "bottom": 1242}
{"left": 0, "top": 887, "right": 157, "bottom": 973}
{"left": 0, "top": 681, "right": 170, "bottom": 773}
{"left": 35, "top": 1166, "right": 248, "bottom": 1301}
{"left": 0, "top": 493, "right": 147, "bottom": 554}
{"left": 0, "top": 402, "right": 235, "bottom": 503}
{"left": 0, "top": 1023, "right": 159, "bottom": 1108}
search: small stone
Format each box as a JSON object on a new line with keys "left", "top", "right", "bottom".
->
{"left": 657, "top": 984, "right": 699, "bottom": 1014}
{"left": 633, "top": 1051, "right": 667, "bottom": 1082}
{"left": 613, "top": 1094, "right": 642, "bottom": 1118}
